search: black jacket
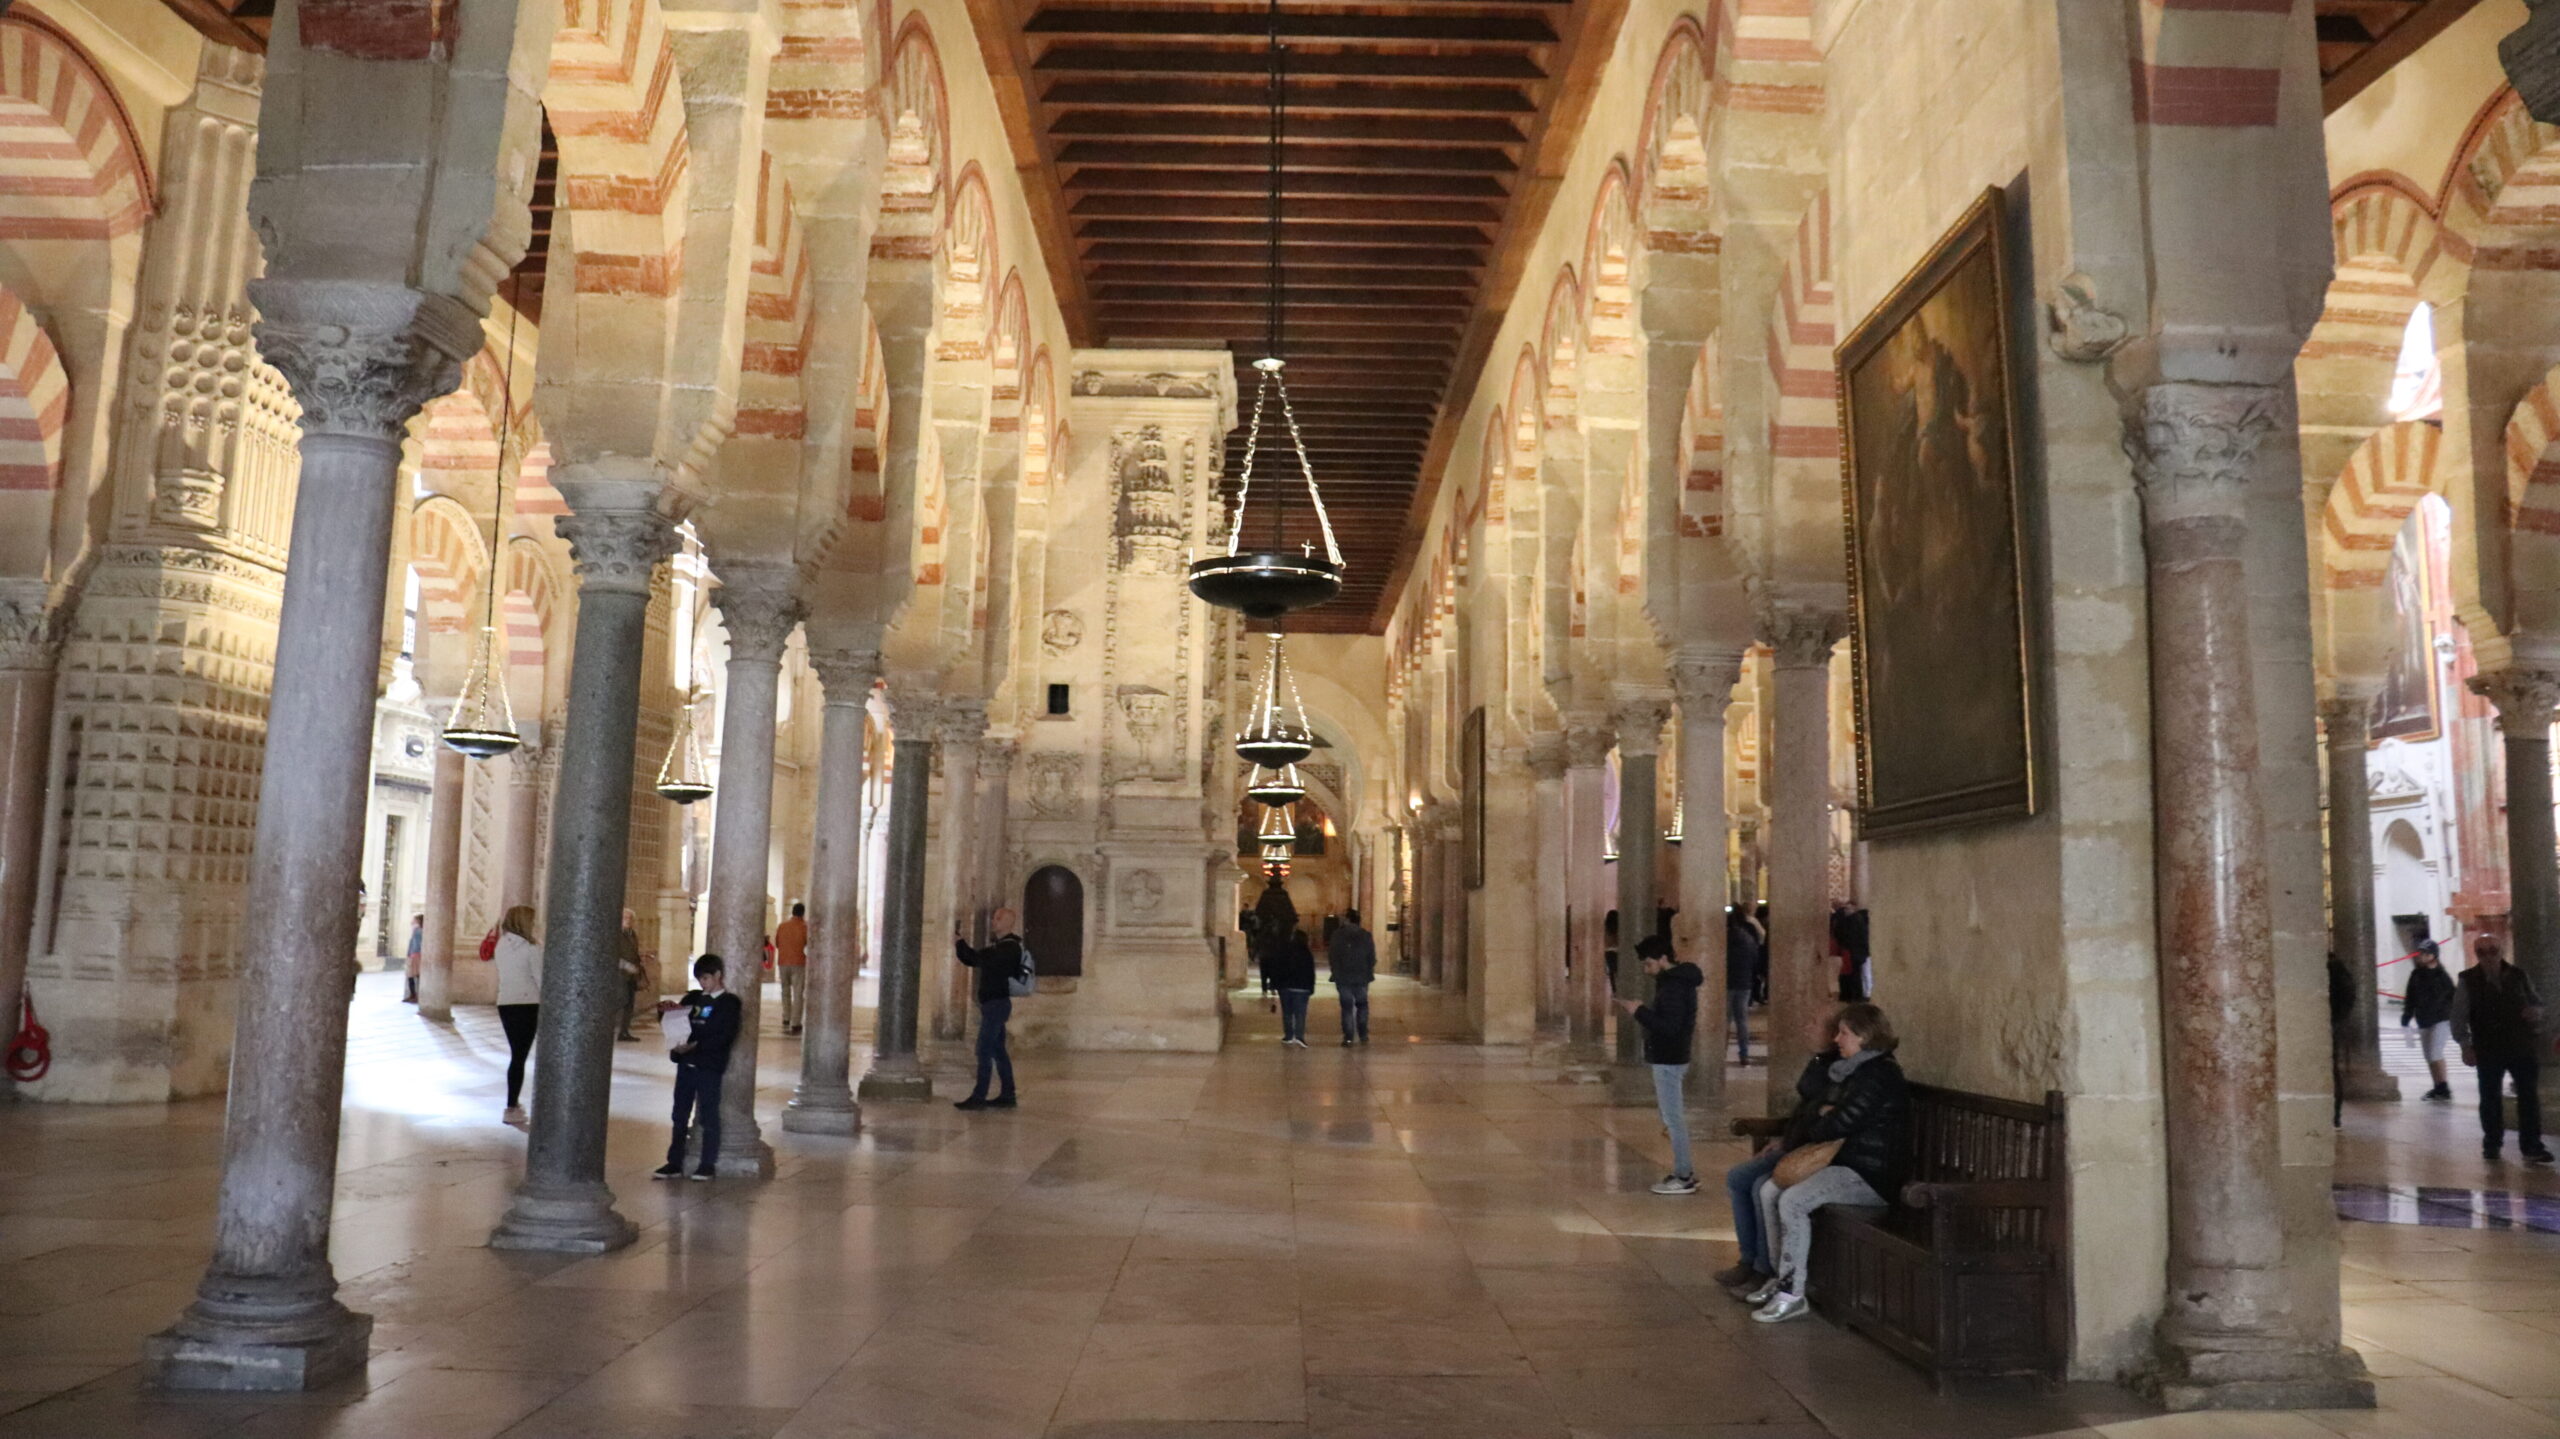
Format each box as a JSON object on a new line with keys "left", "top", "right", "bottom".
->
{"left": 1799, "top": 1051, "right": 1911, "bottom": 1200}
{"left": 2403, "top": 962, "right": 2455, "bottom": 1029}
{"left": 1723, "top": 913, "right": 1762, "bottom": 993}
{"left": 1251, "top": 883, "right": 1298, "bottom": 958}
{"left": 1327, "top": 925, "right": 1377, "bottom": 987}
{"left": 956, "top": 934, "right": 1025, "bottom": 1003}
{"left": 1265, "top": 935, "right": 1317, "bottom": 992}
{"left": 675, "top": 989, "right": 742, "bottom": 1072}
{"left": 1776, "top": 1049, "right": 1839, "bottom": 1147}
{"left": 1631, "top": 961, "right": 1704, "bottom": 1065}
{"left": 2455, "top": 961, "right": 2545, "bottom": 1060}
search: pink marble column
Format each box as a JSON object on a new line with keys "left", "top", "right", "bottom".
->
{"left": 1527, "top": 733, "right": 1568, "bottom": 1042}
{"left": 1761, "top": 607, "right": 1841, "bottom": 1102}
{"left": 415, "top": 734, "right": 465, "bottom": 1021}
{"left": 1672, "top": 649, "right": 1743, "bottom": 1101}
{"left": 1561, "top": 717, "right": 1614, "bottom": 1080}
{"left": 0, "top": 602, "right": 59, "bottom": 1078}
{"left": 785, "top": 646, "right": 877, "bottom": 1135}
{"left": 2128, "top": 380, "right": 2368, "bottom": 1405}
{"left": 2319, "top": 694, "right": 2399, "bottom": 1102}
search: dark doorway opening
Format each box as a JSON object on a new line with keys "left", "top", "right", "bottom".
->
{"left": 1024, "top": 865, "right": 1084, "bottom": 978}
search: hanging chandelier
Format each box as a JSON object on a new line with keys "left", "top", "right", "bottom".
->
{"left": 442, "top": 307, "right": 525, "bottom": 761}
{"left": 654, "top": 545, "right": 715, "bottom": 804}
{"left": 1186, "top": 0, "right": 1343, "bottom": 623}
{"left": 1257, "top": 801, "right": 1297, "bottom": 871}
{"left": 1234, "top": 631, "right": 1314, "bottom": 767}
{"left": 1246, "top": 762, "right": 1306, "bottom": 808}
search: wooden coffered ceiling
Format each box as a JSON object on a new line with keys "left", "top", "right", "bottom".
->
{"left": 972, "top": 0, "right": 1629, "bottom": 633}
{"left": 2318, "top": 0, "right": 2485, "bottom": 109}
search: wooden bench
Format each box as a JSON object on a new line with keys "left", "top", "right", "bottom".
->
{"left": 1734, "top": 1083, "right": 2068, "bottom": 1388}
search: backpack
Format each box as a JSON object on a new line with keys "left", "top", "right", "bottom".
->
{"left": 1008, "top": 938, "right": 1036, "bottom": 998}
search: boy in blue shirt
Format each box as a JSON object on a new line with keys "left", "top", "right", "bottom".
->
{"left": 654, "top": 954, "right": 742, "bottom": 1181}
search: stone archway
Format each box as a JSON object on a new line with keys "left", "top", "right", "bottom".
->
{"left": 1022, "top": 864, "right": 1083, "bottom": 980}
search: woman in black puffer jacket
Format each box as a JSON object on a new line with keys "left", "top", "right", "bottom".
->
{"left": 1745, "top": 1003, "right": 1910, "bottom": 1324}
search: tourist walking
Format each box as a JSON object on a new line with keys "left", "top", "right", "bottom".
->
{"left": 1328, "top": 908, "right": 1377, "bottom": 1046}
{"left": 1717, "top": 1007, "right": 1844, "bottom": 1297}
{"left": 616, "top": 907, "right": 645, "bottom": 1041}
{"left": 1268, "top": 927, "right": 1318, "bottom": 1047}
{"left": 491, "top": 905, "right": 542, "bottom": 1125}
{"left": 2454, "top": 935, "right": 2551, "bottom": 1164}
{"left": 2402, "top": 941, "right": 2455, "bottom": 1102}
{"left": 775, "top": 901, "right": 809, "bottom": 1035}
{"left": 954, "top": 907, "right": 1028, "bottom": 1110}
{"left": 655, "top": 954, "right": 741, "bottom": 1181}
{"left": 1748, "top": 1004, "right": 1912, "bottom": 1324}
{"left": 1724, "top": 906, "right": 1761, "bottom": 1064}
{"left": 403, "top": 914, "right": 423, "bottom": 1005}
{"left": 1618, "top": 933, "right": 1705, "bottom": 1195}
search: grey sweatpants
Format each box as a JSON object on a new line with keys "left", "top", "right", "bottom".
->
{"left": 1754, "top": 1164, "right": 1885, "bottom": 1294}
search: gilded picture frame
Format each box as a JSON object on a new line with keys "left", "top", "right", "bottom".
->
{"left": 1838, "top": 186, "right": 2039, "bottom": 838}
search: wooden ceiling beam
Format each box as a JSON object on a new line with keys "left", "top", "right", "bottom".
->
{"left": 1070, "top": 194, "right": 1502, "bottom": 224}
{"left": 1057, "top": 141, "right": 1517, "bottom": 173}
{"left": 1095, "top": 283, "right": 1476, "bottom": 305}
{"left": 1052, "top": 110, "right": 1528, "bottom": 144}
{"left": 1085, "top": 242, "right": 1488, "bottom": 269}
{"left": 1094, "top": 265, "right": 1483, "bottom": 289}
{"left": 1025, "top": 9, "right": 1561, "bottom": 43}
{"left": 1041, "top": 79, "right": 1540, "bottom": 114}
{"left": 1065, "top": 167, "right": 1511, "bottom": 199}
{"left": 1074, "top": 220, "right": 1493, "bottom": 248}
{"left": 1033, "top": 48, "right": 1550, "bottom": 82}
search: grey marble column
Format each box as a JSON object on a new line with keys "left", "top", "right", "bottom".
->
{"left": 1528, "top": 734, "right": 1569, "bottom": 1043}
{"left": 1762, "top": 607, "right": 1841, "bottom": 1105}
{"left": 1415, "top": 807, "right": 1444, "bottom": 986}
{"left": 861, "top": 686, "right": 936, "bottom": 1101}
{"left": 2473, "top": 665, "right": 2560, "bottom": 1110}
{"left": 2129, "top": 381, "right": 2369, "bottom": 1405}
{"left": 980, "top": 736, "right": 1017, "bottom": 932}
{"left": 2320, "top": 694, "right": 2399, "bottom": 1102}
{"left": 930, "top": 702, "right": 986, "bottom": 1042}
{"left": 0, "top": 589, "right": 62, "bottom": 1080}
{"left": 1673, "top": 650, "right": 1743, "bottom": 1101}
{"left": 488, "top": 496, "right": 674, "bottom": 1253}
{"left": 785, "top": 647, "right": 879, "bottom": 1135}
{"left": 1613, "top": 696, "right": 1670, "bottom": 1083}
{"left": 145, "top": 283, "right": 476, "bottom": 1391}
{"left": 1561, "top": 717, "right": 1614, "bottom": 1080}
{"left": 702, "top": 569, "right": 804, "bottom": 1178}
{"left": 416, "top": 733, "right": 465, "bottom": 1020}
{"left": 502, "top": 737, "right": 544, "bottom": 913}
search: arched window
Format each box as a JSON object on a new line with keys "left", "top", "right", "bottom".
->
{"left": 2388, "top": 303, "right": 2442, "bottom": 422}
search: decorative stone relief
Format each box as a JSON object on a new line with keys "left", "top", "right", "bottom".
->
{"left": 1112, "top": 426, "right": 1186, "bottom": 575}
{"left": 1040, "top": 609, "right": 1084, "bottom": 654}
{"left": 2043, "top": 272, "right": 2130, "bottom": 363}
{"left": 1759, "top": 606, "right": 1846, "bottom": 670}
{"left": 1115, "top": 685, "right": 1179, "bottom": 781}
{"left": 1075, "top": 369, "right": 1215, "bottom": 399}
{"left": 2369, "top": 755, "right": 2427, "bottom": 806}
{"left": 1026, "top": 750, "right": 1082, "bottom": 817}
{"left": 248, "top": 284, "right": 481, "bottom": 444}
{"left": 556, "top": 508, "right": 677, "bottom": 597}
{"left": 2122, "top": 381, "right": 2278, "bottom": 523}
{"left": 710, "top": 570, "right": 806, "bottom": 667}
{"left": 0, "top": 580, "right": 64, "bottom": 671}
{"left": 1120, "top": 868, "right": 1165, "bottom": 917}
{"left": 2471, "top": 667, "right": 2560, "bottom": 738}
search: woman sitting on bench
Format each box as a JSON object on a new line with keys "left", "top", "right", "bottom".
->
{"left": 1744, "top": 1003, "right": 1911, "bottom": 1325}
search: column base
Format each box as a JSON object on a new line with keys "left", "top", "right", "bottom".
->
{"left": 710, "top": 1128, "right": 776, "bottom": 1180}
{"left": 488, "top": 1180, "right": 637, "bottom": 1255}
{"left": 2340, "top": 1064, "right": 2402, "bottom": 1102}
{"left": 782, "top": 1090, "right": 862, "bottom": 1135}
{"left": 858, "top": 1064, "right": 934, "bottom": 1102}
{"left": 141, "top": 1302, "right": 372, "bottom": 1393}
{"left": 1556, "top": 1043, "right": 1611, "bottom": 1085}
{"left": 1609, "top": 1062, "right": 1660, "bottom": 1106}
{"left": 2140, "top": 1337, "right": 2375, "bottom": 1412}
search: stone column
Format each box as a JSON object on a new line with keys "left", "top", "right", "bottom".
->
{"left": 1528, "top": 734, "right": 1569, "bottom": 1042}
{"left": 930, "top": 701, "right": 985, "bottom": 1041}
{"left": 1561, "top": 717, "right": 1614, "bottom": 1079}
{"left": 861, "top": 685, "right": 936, "bottom": 1100}
{"left": 502, "top": 736, "right": 544, "bottom": 912}
{"left": 415, "top": 735, "right": 465, "bottom": 1020}
{"left": 785, "top": 647, "right": 878, "bottom": 1134}
{"left": 2473, "top": 665, "right": 2560, "bottom": 1109}
{"left": 980, "top": 736, "right": 1017, "bottom": 926}
{"left": 145, "top": 284, "right": 476, "bottom": 1391}
{"left": 1613, "top": 696, "right": 1670, "bottom": 1082}
{"left": 1672, "top": 649, "right": 1743, "bottom": 1102}
{"left": 1762, "top": 608, "right": 1841, "bottom": 1100}
{"left": 2128, "top": 381, "right": 2367, "bottom": 1403}
{"left": 0, "top": 589, "right": 60, "bottom": 1089}
{"left": 1439, "top": 807, "right": 1468, "bottom": 994}
{"left": 487, "top": 495, "right": 674, "bottom": 1253}
{"left": 702, "top": 569, "right": 803, "bottom": 1179}
{"left": 2320, "top": 694, "right": 2399, "bottom": 1101}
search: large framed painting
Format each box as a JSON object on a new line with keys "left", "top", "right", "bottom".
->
{"left": 1461, "top": 706, "right": 1486, "bottom": 890}
{"left": 2369, "top": 515, "right": 2440, "bottom": 744}
{"left": 1839, "top": 186, "right": 2039, "bottom": 838}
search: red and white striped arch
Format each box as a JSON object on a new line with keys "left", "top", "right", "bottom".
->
{"left": 873, "top": 16, "right": 950, "bottom": 258}
{"left": 1540, "top": 266, "right": 1584, "bottom": 411}
{"left": 2127, "top": 0, "right": 2288, "bottom": 131}
{"left": 0, "top": 283, "right": 68, "bottom": 491}
{"left": 767, "top": 0, "right": 871, "bottom": 130}
{"left": 1583, "top": 163, "right": 1637, "bottom": 357}
{"left": 1679, "top": 335, "right": 1723, "bottom": 540}
{"left": 0, "top": 16, "right": 151, "bottom": 241}
{"left": 847, "top": 305, "right": 888, "bottom": 521}
{"left": 1020, "top": 344, "right": 1056, "bottom": 498}
{"left": 1766, "top": 190, "right": 1836, "bottom": 473}
{"left": 547, "top": 0, "right": 692, "bottom": 299}
{"left": 1717, "top": 0, "right": 1821, "bottom": 119}
{"left": 2322, "top": 421, "right": 2442, "bottom": 593}
{"left": 2446, "top": 92, "right": 2560, "bottom": 268}
{"left": 737, "top": 152, "right": 813, "bottom": 442}
{"left": 937, "top": 164, "right": 998, "bottom": 361}
{"left": 989, "top": 270, "right": 1029, "bottom": 414}
{"left": 414, "top": 390, "right": 502, "bottom": 501}
{"left": 1637, "top": 15, "right": 1715, "bottom": 247}
{"left": 2506, "top": 365, "right": 2560, "bottom": 546}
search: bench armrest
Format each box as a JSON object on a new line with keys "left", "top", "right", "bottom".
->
{"left": 1900, "top": 1180, "right": 2055, "bottom": 1210}
{"left": 1730, "top": 1117, "right": 1788, "bottom": 1140}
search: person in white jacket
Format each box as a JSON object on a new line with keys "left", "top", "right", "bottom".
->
{"left": 491, "top": 906, "right": 543, "bottom": 1125}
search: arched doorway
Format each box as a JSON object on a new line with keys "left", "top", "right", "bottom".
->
{"left": 1023, "top": 865, "right": 1084, "bottom": 979}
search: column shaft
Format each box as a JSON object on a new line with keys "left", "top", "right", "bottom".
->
{"left": 861, "top": 726, "right": 935, "bottom": 1100}
{"left": 1764, "top": 620, "right": 1838, "bottom": 1100}
{"left": 785, "top": 655, "right": 875, "bottom": 1134}
{"left": 503, "top": 746, "right": 543, "bottom": 913}
{"left": 703, "top": 576, "right": 802, "bottom": 1178}
{"left": 1675, "top": 653, "right": 1741, "bottom": 1102}
{"left": 1612, "top": 699, "right": 1667, "bottom": 1080}
{"left": 2477, "top": 670, "right": 2560, "bottom": 1114}
{"left": 2322, "top": 700, "right": 2398, "bottom": 1100}
{"left": 1441, "top": 816, "right": 1468, "bottom": 994}
{"left": 930, "top": 716, "right": 983, "bottom": 1041}
{"left": 0, "top": 661, "right": 56, "bottom": 1069}
{"left": 1529, "top": 737, "right": 1568, "bottom": 1041}
{"left": 416, "top": 741, "right": 465, "bottom": 1020}
{"left": 490, "top": 504, "right": 670, "bottom": 1252}
{"left": 1561, "top": 721, "right": 1613, "bottom": 1078}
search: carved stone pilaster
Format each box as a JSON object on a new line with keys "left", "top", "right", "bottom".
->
{"left": 554, "top": 508, "right": 676, "bottom": 597}
{"left": 2471, "top": 667, "right": 2560, "bottom": 737}
{"left": 1760, "top": 607, "right": 1844, "bottom": 671}
{"left": 249, "top": 282, "right": 481, "bottom": 444}
{"left": 710, "top": 569, "right": 805, "bottom": 666}
{"left": 2123, "top": 381, "right": 2279, "bottom": 524}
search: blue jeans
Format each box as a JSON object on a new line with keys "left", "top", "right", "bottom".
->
{"left": 971, "top": 997, "right": 1014, "bottom": 1099}
{"left": 1725, "top": 1145, "right": 1785, "bottom": 1272}
{"left": 1279, "top": 989, "right": 1312, "bottom": 1042}
{"left": 1338, "top": 983, "right": 1370, "bottom": 1041}
{"left": 1652, "top": 1063, "right": 1693, "bottom": 1179}
{"left": 1727, "top": 989, "right": 1751, "bottom": 1062}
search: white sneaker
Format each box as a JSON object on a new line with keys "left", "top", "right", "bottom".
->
{"left": 1742, "top": 1275, "right": 1784, "bottom": 1306}
{"left": 1752, "top": 1290, "right": 1810, "bottom": 1324}
{"left": 502, "top": 1105, "right": 527, "bottom": 1126}
{"left": 1650, "top": 1174, "right": 1699, "bottom": 1196}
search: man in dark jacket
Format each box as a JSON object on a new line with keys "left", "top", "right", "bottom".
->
{"left": 655, "top": 954, "right": 742, "bottom": 1181}
{"left": 954, "top": 907, "right": 1027, "bottom": 1110}
{"left": 1266, "top": 928, "right": 1319, "bottom": 1047}
{"left": 1328, "top": 910, "right": 1378, "bottom": 1046}
{"left": 1619, "top": 934, "right": 1704, "bottom": 1195}
{"left": 2454, "top": 935, "right": 2550, "bottom": 1163}
{"left": 2402, "top": 941, "right": 2456, "bottom": 1102}
{"left": 1724, "top": 907, "right": 1762, "bottom": 1065}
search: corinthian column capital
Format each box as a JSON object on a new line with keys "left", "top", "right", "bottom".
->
{"left": 2123, "top": 381, "right": 2280, "bottom": 523}
{"left": 554, "top": 507, "right": 676, "bottom": 597}
{"left": 2316, "top": 694, "right": 2374, "bottom": 745}
{"left": 1526, "top": 731, "right": 1567, "bottom": 783}
{"left": 1759, "top": 606, "right": 1844, "bottom": 670}
{"left": 251, "top": 282, "right": 481, "bottom": 443}
{"left": 2471, "top": 667, "right": 2560, "bottom": 739}
{"left": 0, "top": 579, "right": 64, "bottom": 671}
{"left": 1669, "top": 647, "right": 1746, "bottom": 713}
{"left": 1563, "top": 713, "right": 1615, "bottom": 769}
{"left": 711, "top": 568, "right": 806, "bottom": 667}
{"left": 1611, "top": 694, "right": 1673, "bottom": 759}
{"left": 809, "top": 647, "right": 883, "bottom": 704}
{"left": 938, "top": 699, "right": 990, "bottom": 746}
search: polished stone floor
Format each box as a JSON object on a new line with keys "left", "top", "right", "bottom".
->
{"left": 3, "top": 973, "right": 2559, "bottom": 1437}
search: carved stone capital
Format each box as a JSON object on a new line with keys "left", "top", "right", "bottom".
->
{"left": 883, "top": 678, "right": 940, "bottom": 733}
{"left": 711, "top": 568, "right": 805, "bottom": 667}
{"left": 249, "top": 282, "right": 480, "bottom": 443}
{"left": 1611, "top": 696, "right": 1673, "bottom": 758}
{"left": 937, "top": 699, "right": 989, "bottom": 746}
{"left": 554, "top": 507, "right": 676, "bottom": 597}
{"left": 1563, "top": 713, "right": 1615, "bottom": 769}
{"left": 809, "top": 647, "right": 882, "bottom": 704}
{"left": 0, "top": 580, "right": 64, "bottom": 671}
{"left": 2044, "top": 272, "right": 2130, "bottom": 363}
{"left": 1759, "top": 606, "right": 1845, "bottom": 670}
{"left": 2317, "top": 695, "right": 2374, "bottom": 746}
{"left": 1526, "top": 731, "right": 1567, "bottom": 783}
{"left": 2471, "top": 667, "right": 2560, "bottom": 739}
{"left": 1668, "top": 647, "right": 1746, "bottom": 713}
{"left": 2123, "top": 381, "right": 2279, "bottom": 523}
{"left": 979, "top": 735, "right": 1020, "bottom": 778}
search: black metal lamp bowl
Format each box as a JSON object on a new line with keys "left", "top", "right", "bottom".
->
{"left": 1246, "top": 764, "right": 1307, "bottom": 808}
{"left": 1187, "top": 550, "right": 1340, "bottom": 621}
{"left": 441, "top": 727, "right": 523, "bottom": 761}
{"left": 655, "top": 777, "right": 714, "bottom": 805}
{"left": 1235, "top": 730, "right": 1313, "bottom": 769}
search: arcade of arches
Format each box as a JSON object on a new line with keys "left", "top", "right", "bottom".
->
{"left": 17, "top": 0, "right": 2560, "bottom": 1432}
